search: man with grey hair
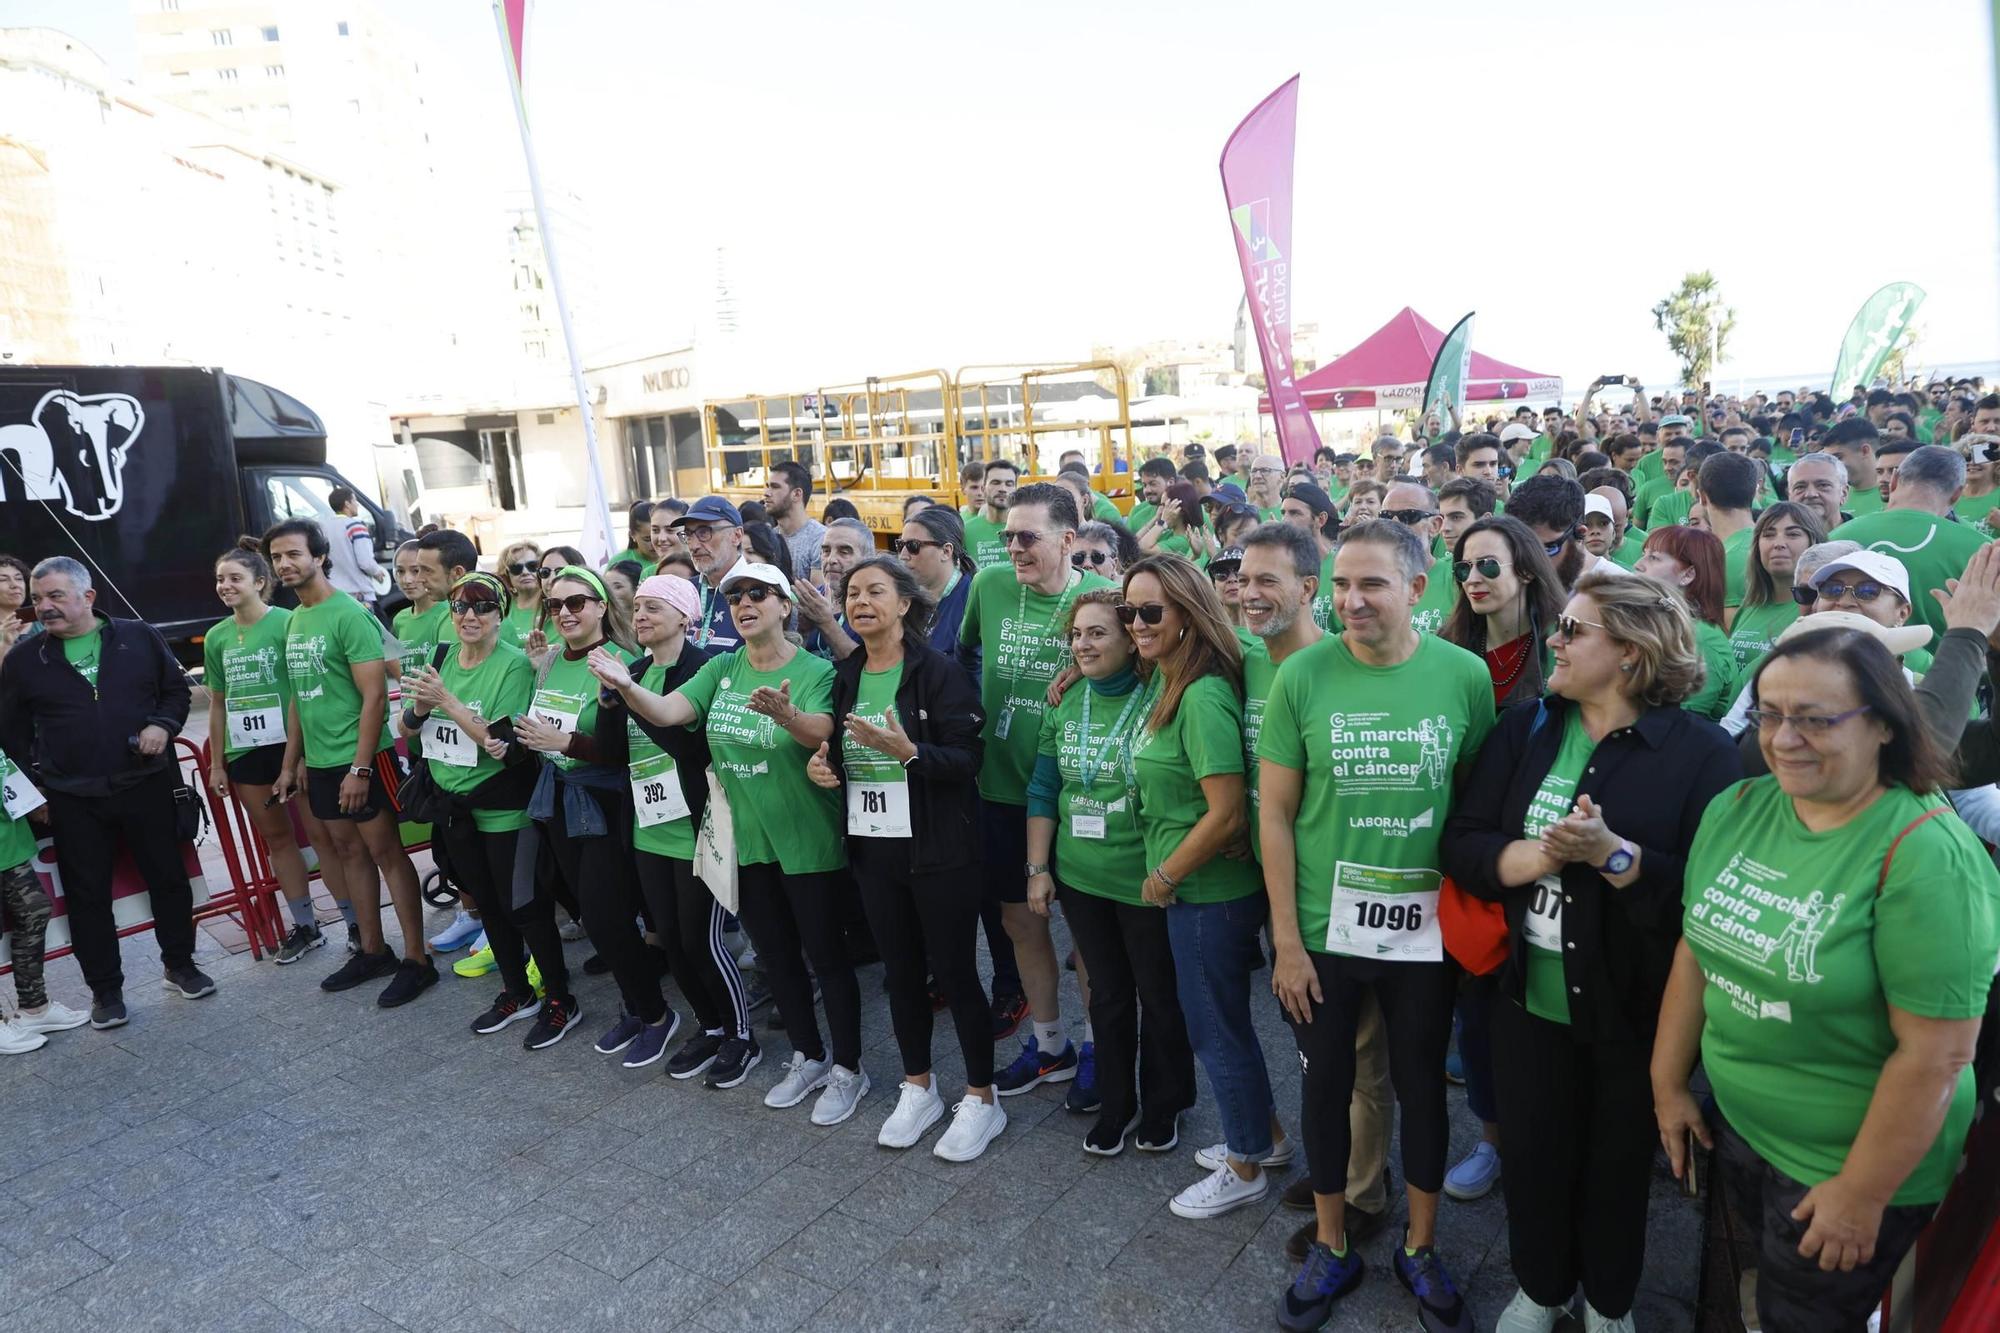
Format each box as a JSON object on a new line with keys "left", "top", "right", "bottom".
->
{"left": 0, "top": 557, "right": 211, "bottom": 1029}
{"left": 1786, "top": 451, "right": 1851, "bottom": 531}
{"left": 796, "top": 517, "right": 875, "bottom": 659}
{"left": 672, "top": 496, "right": 749, "bottom": 651}
{"left": 1833, "top": 444, "right": 1986, "bottom": 642}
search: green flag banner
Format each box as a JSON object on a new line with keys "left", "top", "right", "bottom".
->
{"left": 1830, "top": 283, "right": 1926, "bottom": 396}
{"left": 1423, "top": 311, "right": 1475, "bottom": 428}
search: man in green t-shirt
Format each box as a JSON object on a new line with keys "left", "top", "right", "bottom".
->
{"left": 1831, "top": 445, "right": 1991, "bottom": 643}
{"left": 1822, "top": 420, "right": 1887, "bottom": 518}
{"left": 1242, "top": 452, "right": 1287, "bottom": 520}
{"left": 1125, "top": 455, "right": 1180, "bottom": 542}
{"left": 1698, "top": 453, "right": 1761, "bottom": 612}
{"left": 958, "top": 482, "right": 1114, "bottom": 1093}
{"left": 962, "top": 458, "right": 1019, "bottom": 569}
{"left": 1381, "top": 482, "right": 1458, "bottom": 634}
{"left": 265, "top": 518, "right": 435, "bottom": 1007}
{"left": 1259, "top": 519, "right": 1494, "bottom": 1333}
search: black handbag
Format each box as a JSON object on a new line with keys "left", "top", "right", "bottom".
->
{"left": 170, "top": 774, "right": 208, "bottom": 844}
{"left": 395, "top": 644, "right": 458, "bottom": 826}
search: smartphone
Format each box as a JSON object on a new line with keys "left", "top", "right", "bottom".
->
{"left": 1788, "top": 428, "right": 1805, "bottom": 447}
{"left": 1599, "top": 373, "right": 1625, "bottom": 385}
{"left": 487, "top": 717, "right": 518, "bottom": 744}
{"left": 12, "top": 605, "right": 32, "bottom": 625}
{"left": 1682, "top": 1130, "right": 1701, "bottom": 1197}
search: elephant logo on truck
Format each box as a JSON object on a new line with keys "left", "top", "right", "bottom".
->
{"left": 0, "top": 390, "right": 146, "bottom": 520}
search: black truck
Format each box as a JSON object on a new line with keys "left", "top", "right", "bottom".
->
{"left": 0, "top": 365, "right": 410, "bottom": 664}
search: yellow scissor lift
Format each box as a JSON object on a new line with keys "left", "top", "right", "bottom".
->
{"left": 699, "top": 362, "right": 1141, "bottom": 543}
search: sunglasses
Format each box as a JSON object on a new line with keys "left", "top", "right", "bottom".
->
{"left": 537, "top": 566, "right": 564, "bottom": 580}
{"left": 1810, "top": 579, "right": 1895, "bottom": 605}
{"left": 1382, "top": 508, "right": 1438, "bottom": 526}
{"left": 1453, "top": 557, "right": 1510, "bottom": 582}
{"left": 1554, "top": 614, "right": 1606, "bottom": 639}
{"left": 1541, "top": 536, "right": 1571, "bottom": 557}
{"left": 506, "top": 561, "right": 540, "bottom": 575}
{"left": 1115, "top": 602, "right": 1167, "bottom": 626}
{"left": 449, "top": 598, "right": 502, "bottom": 616}
{"left": 891, "top": 537, "right": 943, "bottom": 556}
{"left": 550, "top": 593, "right": 603, "bottom": 615}
{"left": 725, "top": 585, "right": 779, "bottom": 606}
{"left": 1071, "top": 549, "right": 1113, "bottom": 568}
{"left": 1000, "top": 530, "right": 1045, "bottom": 549}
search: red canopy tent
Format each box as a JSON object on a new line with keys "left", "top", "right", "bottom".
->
{"left": 1281, "top": 307, "right": 1562, "bottom": 412}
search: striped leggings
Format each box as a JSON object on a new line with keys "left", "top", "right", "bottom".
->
{"left": 635, "top": 851, "right": 751, "bottom": 1040}
{"left": 1, "top": 861, "right": 54, "bottom": 1011}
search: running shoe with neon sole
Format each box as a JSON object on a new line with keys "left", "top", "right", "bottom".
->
{"left": 994, "top": 1037, "right": 1077, "bottom": 1096}
{"left": 452, "top": 935, "right": 495, "bottom": 978}
{"left": 1393, "top": 1242, "right": 1475, "bottom": 1333}
{"left": 1277, "top": 1241, "right": 1365, "bottom": 1331}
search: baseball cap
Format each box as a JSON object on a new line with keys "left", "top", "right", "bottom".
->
{"left": 1499, "top": 423, "right": 1537, "bottom": 443}
{"left": 1777, "top": 609, "right": 1931, "bottom": 658}
{"left": 1583, "top": 494, "right": 1615, "bottom": 522}
{"left": 1209, "top": 547, "right": 1245, "bottom": 576}
{"left": 1658, "top": 414, "right": 1694, "bottom": 429}
{"left": 1204, "top": 482, "right": 1248, "bottom": 505}
{"left": 674, "top": 496, "right": 743, "bottom": 527}
{"left": 1808, "top": 549, "right": 1911, "bottom": 604}
{"left": 716, "top": 558, "right": 793, "bottom": 600}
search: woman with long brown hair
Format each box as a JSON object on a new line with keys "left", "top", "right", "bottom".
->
{"left": 1120, "top": 554, "right": 1292, "bottom": 1221}
{"left": 1441, "top": 515, "right": 1566, "bottom": 709}
{"left": 1727, "top": 502, "right": 1826, "bottom": 672}
{"left": 1634, "top": 525, "right": 1737, "bottom": 720}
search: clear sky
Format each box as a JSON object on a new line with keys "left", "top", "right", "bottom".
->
{"left": 12, "top": 0, "right": 2000, "bottom": 393}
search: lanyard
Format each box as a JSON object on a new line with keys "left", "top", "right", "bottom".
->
{"left": 695, "top": 581, "right": 716, "bottom": 648}
{"left": 1015, "top": 568, "right": 1082, "bottom": 652}
{"left": 1077, "top": 684, "right": 1142, "bottom": 791}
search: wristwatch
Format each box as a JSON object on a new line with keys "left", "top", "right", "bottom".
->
{"left": 1596, "top": 839, "right": 1635, "bottom": 876}
{"left": 1024, "top": 862, "right": 1050, "bottom": 878}
{"left": 348, "top": 765, "right": 373, "bottom": 779}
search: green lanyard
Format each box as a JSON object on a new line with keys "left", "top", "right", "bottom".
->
{"left": 1015, "top": 569, "right": 1082, "bottom": 659}
{"left": 1077, "top": 685, "right": 1143, "bottom": 791}
{"left": 695, "top": 581, "right": 717, "bottom": 648}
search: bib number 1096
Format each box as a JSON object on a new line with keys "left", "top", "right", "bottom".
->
{"left": 1350, "top": 899, "right": 1425, "bottom": 932}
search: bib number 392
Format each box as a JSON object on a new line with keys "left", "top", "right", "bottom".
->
{"left": 1325, "top": 863, "right": 1442, "bottom": 962}
{"left": 630, "top": 753, "right": 690, "bottom": 828}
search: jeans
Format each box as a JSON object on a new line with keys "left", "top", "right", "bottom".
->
{"left": 1457, "top": 969, "right": 1499, "bottom": 1124}
{"left": 1166, "top": 892, "right": 1277, "bottom": 1160}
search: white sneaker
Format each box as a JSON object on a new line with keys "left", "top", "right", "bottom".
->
{"left": 13, "top": 1001, "right": 89, "bottom": 1035}
{"left": 427, "top": 909, "right": 482, "bottom": 952}
{"left": 933, "top": 1097, "right": 1007, "bottom": 1162}
{"left": 811, "top": 1064, "right": 871, "bottom": 1126}
{"left": 0, "top": 1021, "right": 48, "bottom": 1055}
{"left": 1583, "top": 1304, "right": 1636, "bottom": 1333}
{"left": 877, "top": 1080, "right": 945, "bottom": 1149}
{"left": 1495, "top": 1288, "right": 1565, "bottom": 1333}
{"left": 1193, "top": 1138, "right": 1295, "bottom": 1172}
{"left": 558, "top": 917, "right": 585, "bottom": 942}
{"left": 1168, "top": 1161, "right": 1270, "bottom": 1220}
{"left": 763, "top": 1052, "right": 832, "bottom": 1109}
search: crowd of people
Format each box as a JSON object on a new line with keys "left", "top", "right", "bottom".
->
{"left": 1, "top": 376, "right": 1998, "bottom": 1333}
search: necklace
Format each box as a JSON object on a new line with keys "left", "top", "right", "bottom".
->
{"left": 1485, "top": 633, "right": 1533, "bottom": 692}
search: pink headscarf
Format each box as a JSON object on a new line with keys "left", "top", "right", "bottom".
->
{"left": 636, "top": 573, "right": 702, "bottom": 625}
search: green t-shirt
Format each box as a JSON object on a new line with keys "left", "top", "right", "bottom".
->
{"left": 1683, "top": 780, "right": 2000, "bottom": 1205}
{"left": 1156, "top": 530, "right": 1195, "bottom": 559}
{"left": 1684, "top": 620, "right": 1738, "bottom": 721}
{"left": 391, "top": 601, "right": 453, "bottom": 681}
{"left": 674, "top": 646, "right": 844, "bottom": 873}
{"left": 1630, "top": 476, "right": 1671, "bottom": 527}
{"left": 610, "top": 547, "right": 643, "bottom": 568}
{"left": 1257, "top": 634, "right": 1494, "bottom": 957}
{"left": 1646, "top": 488, "right": 1695, "bottom": 530}
{"left": 1830, "top": 508, "right": 1991, "bottom": 643}
{"left": 963, "top": 511, "right": 1010, "bottom": 569}
{"left": 528, "top": 650, "right": 604, "bottom": 772}
{"left": 1727, "top": 601, "right": 1800, "bottom": 673}
{"left": 1241, "top": 631, "right": 1277, "bottom": 860}
{"left": 1036, "top": 675, "right": 1147, "bottom": 903}
{"left": 1131, "top": 674, "right": 1260, "bottom": 905}
{"left": 1521, "top": 709, "right": 1597, "bottom": 1024}
{"left": 958, "top": 565, "right": 1111, "bottom": 805}
{"left": 62, "top": 625, "right": 104, "bottom": 691}
{"left": 427, "top": 643, "right": 535, "bottom": 833}
{"left": 1127, "top": 501, "right": 1158, "bottom": 533}
{"left": 1955, "top": 489, "right": 2000, "bottom": 530}
{"left": 627, "top": 660, "right": 696, "bottom": 858}
{"left": 501, "top": 605, "right": 541, "bottom": 651}
{"left": 1310, "top": 550, "right": 1340, "bottom": 632}
{"left": 0, "top": 755, "right": 41, "bottom": 871}
{"left": 1090, "top": 492, "right": 1122, "bottom": 525}
{"left": 1411, "top": 556, "right": 1458, "bottom": 636}
{"left": 1609, "top": 529, "right": 1648, "bottom": 569}
{"left": 204, "top": 608, "right": 292, "bottom": 759}
{"left": 286, "top": 592, "right": 394, "bottom": 768}
{"left": 842, "top": 664, "right": 909, "bottom": 838}
{"left": 1844, "top": 487, "right": 1886, "bottom": 518}
{"left": 1720, "top": 526, "right": 1755, "bottom": 609}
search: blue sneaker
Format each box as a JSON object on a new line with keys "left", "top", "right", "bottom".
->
{"left": 593, "top": 1010, "right": 646, "bottom": 1055}
{"left": 1393, "top": 1243, "right": 1474, "bottom": 1333}
{"left": 1065, "top": 1040, "right": 1100, "bottom": 1113}
{"left": 1443, "top": 1141, "right": 1500, "bottom": 1201}
{"left": 427, "top": 909, "right": 483, "bottom": 953}
{"left": 1277, "top": 1241, "right": 1364, "bottom": 1331}
{"left": 994, "top": 1037, "right": 1077, "bottom": 1096}
{"left": 1444, "top": 1048, "right": 1465, "bottom": 1085}
{"left": 621, "top": 1009, "right": 682, "bottom": 1069}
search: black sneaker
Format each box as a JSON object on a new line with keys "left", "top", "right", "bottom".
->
{"left": 1136, "top": 1110, "right": 1181, "bottom": 1153}
{"left": 1084, "top": 1113, "right": 1139, "bottom": 1157}
{"left": 583, "top": 953, "right": 611, "bottom": 976}
{"left": 471, "top": 990, "right": 541, "bottom": 1035}
{"left": 89, "top": 991, "right": 128, "bottom": 1030}
{"left": 703, "top": 1035, "right": 762, "bottom": 1089}
{"left": 162, "top": 965, "right": 218, "bottom": 1000}
{"left": 376, "top": 957, "right": 439, "bottom": 1008}
{"left": 274, "top": 923, "right": 325, "bottom": 965}
{"left": 667, "top": 1031, "right": 724, "bottom": 1080}
{"left": 322, "top": 948, "right": 397, "bottom": 993}
{"left": 524, "top": 996, "right": 582, "bottom": 1050}
{"left": 990, "top": 991, "right": 1028, "bottom": 1041}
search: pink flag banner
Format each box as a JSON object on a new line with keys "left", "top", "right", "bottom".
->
{"left": 1221, "top": 76, "right": 1322, "bottom": 468}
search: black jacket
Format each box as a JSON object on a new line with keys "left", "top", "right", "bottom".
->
{"left": 1441, "top": 694, "right": 1740, "bottom": 1044}
{"left": 0, "top": 615, "right": 191, "bottom": 798}
{"left": 826, "top": 637, "right": 984, "bottom": 874}
{"left": 591, "top": 642, "right": 716, "bottom": 833}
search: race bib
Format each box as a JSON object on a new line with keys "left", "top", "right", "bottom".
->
{"left": 1, "top": 758, "right": 44, "bottom": 821}
{"left": 226, "top": 691, "right": 284, "bottom": 749}
{"left": 1325, "top": 862, "right": 1442, "bottom": 962}
{"left": 426, "top": 715, "right": 478, "bottom": 768}
{"left": 528, "top": 692, "right": 582, "bottom": 754}
{"left": 1523, "top": 876, "right": 1564, "bottom": 953}
{"left": 1071, "top": 814, "right": 1106, "bottom": 840}
{"left": 630, "top": 752, "right": 690, "bottom": 828}
{"left": 847, "top": 781, "right": 912, "bottom": 837}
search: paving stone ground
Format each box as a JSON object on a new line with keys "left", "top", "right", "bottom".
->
{"left": 0, "top": 817, "right": 1703, "bottom": 1332}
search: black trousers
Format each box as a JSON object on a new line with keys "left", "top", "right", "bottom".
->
{"left": 439, "top": 819, "right": 569, "bottom": 1005}
{"left": 635, "top": 850, "right": 750, "bottom": 1040}
{"left": 46, "top": 769, "right": 196, "bottom": 994}
{"left": 1058, "top": 880, "right": 1194, "bottom": 1126}
{"left": 734, "top": 862, "right": 861, "bottom": 1068}
{"left": 852, "top": 839, "right": 993, "bottom": 1087}
{"left": 1288, "top": 953, "right": 1455, "bottom": 1196}
{"left": 1491, "top": 997, "right": 1655, "bottom": 1316}
{"left": 542, "top": 793, "right": 664, "bottom": 1024}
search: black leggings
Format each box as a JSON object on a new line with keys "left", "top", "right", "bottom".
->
{"left": 1288, "top": 953, "right": 1455, "bottom": 1196}
{"left": 635, "top": 851, "right": 751, "bottom": 1040}
{"left": 734, "top": 862, "right": 861, "bottom": 1069}
{"left": 542, "top": 793, "right": 664, "bottom": 1025}
{"left": 851, "top": 839, "right": 993, "bottom": 1087}
{"left": 440, "top": 819, "right": 570, "bottom": 1004}
{"left": 1059, "top": 880, "right": 1194, "bottom": 1126}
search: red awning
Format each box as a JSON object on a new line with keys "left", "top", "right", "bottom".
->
{"left": 1277, "top": 307, "right": 1562, "bottom": 411}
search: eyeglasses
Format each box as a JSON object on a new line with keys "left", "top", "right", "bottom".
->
{"left": 506, "top": 561, "right": 540, "bottom": 575}
{"left": 1744, "top": 704, "right": 1873, "bottom": 735}
{"left": 1000, "top": 530, "right": 1045, "bottom": 550}
{"left": 1249, "top": 467, "right": 1285, "bottom": 479}
{"left": 1115, "top": 602, "right": 1167, "bottom": 626}
{"left": 1453, "top": 557, "right": 1510, "bottom": 582}
{"left": 1554, "top": 614, "right": 1607, "bottom": 639}
{"left": 1071, "top": 549, "right": 1113, "bottom": 568}
{"left": 891, "top": 537, "right": 943, "bottom": 556}
{"left": 550, "top": 593, "right": 602, "bottom": 615}
{"left": 1382, "top": 508, "right": 1438, "bottom": 526}
{"left": 683, "top": 524, "right": 725, "bottom": 545}
{"left": 724, "top": 586, "right": 778, "bottom": 606}
{"left": 1815, "top": 579, "right": 1895, "bottom": 605}
{"left": 449, "top": 599, "right": 501, "bottom": 617}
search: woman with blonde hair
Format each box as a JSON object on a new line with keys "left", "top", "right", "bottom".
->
{"left": 496, "top": 540, "right": 544, "bottom": 650}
